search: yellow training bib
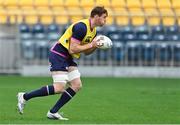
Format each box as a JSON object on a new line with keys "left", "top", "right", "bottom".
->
{"left": 58, "top": 19, "right": 97, "bottom": 58}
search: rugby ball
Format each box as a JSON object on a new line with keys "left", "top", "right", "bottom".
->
{"left": 96, "top": 35, "right": 113, "bottom": 49}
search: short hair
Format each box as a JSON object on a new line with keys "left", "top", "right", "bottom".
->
{"left": 90, "top": 6, "right": 108, "bottom": 17}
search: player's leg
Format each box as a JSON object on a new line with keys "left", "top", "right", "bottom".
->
{"left": 17, "top": 71, "right": 68, "bottom": 114}
{"left": 49, "top": 66, "right": 81, "bottom": 117}
{"left": 17, "top": 51, "right": 69, "bottom": 114}
{"left": 17, "top": 84, "right": 56, "bottom": 114}
{"left": 24, "top": 71, "right": 68, "bottom": 100}
{"left": 47, "top": 71, "right": 70, "bottom": 120}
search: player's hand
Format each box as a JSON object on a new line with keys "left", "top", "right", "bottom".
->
{"left": 91, "top": 36, "right": 104, "bottom": 48}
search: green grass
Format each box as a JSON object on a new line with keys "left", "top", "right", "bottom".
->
{"left": 0, "top": 76, "right": 180, "bottom": 124}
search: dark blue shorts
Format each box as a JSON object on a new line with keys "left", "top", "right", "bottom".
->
{"left": 49, "top": 43, "right": 78, "bottom": 71}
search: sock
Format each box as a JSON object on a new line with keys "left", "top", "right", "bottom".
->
{"left": 23, "top": 85, "right": 55, "bottom": 101}
{"left": 50, "top": 87, "right": 76, "bottom": 113}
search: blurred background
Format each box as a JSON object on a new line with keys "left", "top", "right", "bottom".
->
{"left": 0, "top": 0, "right": 180, "bottom": 77}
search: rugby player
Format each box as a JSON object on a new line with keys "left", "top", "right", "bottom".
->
{"left": 17, "top": 6, "right": 108, "bottom": 120}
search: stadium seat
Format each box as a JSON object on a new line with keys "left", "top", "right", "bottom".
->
{"left": 19, "top": 23, "right": 34, "bottom": 60}
{"left": 109, "top": 33, "right": 123, "bottom": 41}
{"left": 142, "top": 0, "right": 160, "bottom": 26}
{"left": 21, "top": 40, "right": 36, "bottom": 60}
{"left": 114, "top": 8, "right": 129, "bottom": 26}
{"left": 96, "top": 27, "right": 105, "bottom": 35}
{"left": 153, "top": 34, "right": 167, "bottom": 41}
{"left": 141, "top": 0, "right": 157, "bottom": 9}
{"left": 19, "top": 0, "right": 39, "bottom": 24}
{"left": 47, "top": 32, "right": 60, "bottom": 41}
{"left": 19, "top": 23, "right": 33, "bottom": 41}
{"left": 0, "top": 0, "right": 4, "bottom": 7}
{"left": 151, "top": 25, "right": 167, "bottom": 41}
{"left": 111, "top": 0, "right": 127, "bottom": 25}
{"left": 65, "top": 0, "right": 83, "bottom": 22}
{"left": 105, "top": 7, "right": 114, "bottom": 25}
{"left": 34, "top": 0, "right": 50, "bottom": 9}
{"left": 144, "top": 8, "right": 161, "bottom": 26}
{"left": 49, "top": 0, "right": 68, "bottom": 24}
{"left": 34, "top": 0, "right": 53, "bottom": 25}
{"left": 161, "top": 15, "right": 175, "bottom": 26}
{"left": 35, "top": 40, "right": 49, "bottom": 59}
{"left": 126, "top": 42, "right": 141, "bottom": 64}
{"left": 32, "top": 23, "right": 45, "bottom": 34}
{"left": 80, "top": 0, "right": 95, "bottom": 17}
{"left": 19, "top": 0, "right": 34, "bottom": 9}
{"left": 47, "top": 23, "right": 60, "bottom": 41}
{"left": 157, "top": 43, "right": 172, "bottom": 64}
{"left": 165, "top": 24, "right": 179, "bottom": 34}
{"left": 95, "top": 0, "right": 111, "bottom": 7}
{"left": 0, "top": 2, "right": 5, "bottom": 24}
{"left": 4, "top": 0, "right": 22, "bottom": 24}
{"left": 126, "top": 0, "right": 141, "bottom": 8}
{"left": 112, "top": 42, "right": 124, "bottom": 61}
{"left": 66, "top": 7, "right": 83, "bottom": 23}
{"left": 168, "top": 34, "right": 180, "bottom": 41}
{"left": 135, "top": 25, "right": 151, "bottom": 41}
{"left": 173, "top": 44, "right": 180, "bottom": 63}
{"left": 19, "top": 23, "right": 30, "bottom": 33}
{"left": 39, "top": 10, "right": 53, "bottom": 25}
{"left": 80, "top": 0, "right": 94, "bottom": 8}
{"left": 124, "top": 33, "right": 137, "bottom": 41}
{"left": 106, "top": 25, "right": 123, "bottom": 41}
{"left": 49, "top": 0, "right": 64, "bottom": 8}
{"left": 121, "top": 25, "right": 137, "bottom": 41}
{"left": 65, "top": 0, "right": 80, "bottom": 7}
{"left": 23, "top": 11, "right": 39, "bottom": 25}
{"left": 30, "top": 23, "right": 49, "bottom": 59}
{"left": 157, "top": 0, "right": 171, "bottom": 8}
{"left": 52, "top": 8, "right": 68, "bottom": 25}
{"left": 97, "top": 49, "right": 109, "bottom": 61}
{"left": 4, "top": 0, "right": 18, "bottom": 9}
{"left": 111, "top": 0, "right": 126, "bottom": 8}
{"left": 39, "top": 15, "right": 54, "bottom": 25}
{"left": 151, "top": 25, "right": 165, "bottom": 34}
{"left": 158, "top": 7, "right": 175, "bottom": 26}
{"left": 171, "top": 0, "right": 180, "bottom": 9}
{"left": 106, "top": 25, "right": 119, "bottom": 35}
{"left": 141, "top": 42, "right": 155, "bottom": 65}
{"left": 128, "top": 8, "right": 145, "bottom": 26}
{"left": 55, "top": 17, "right": 69, "bottom": 26}
{"left": 82, "top": 7, "right": 93, "bottom": 18}
{"left": 111, "top": 0, "right": 129, "bottom": 26}
{"left": 165, "top": 24, "right": 180, "bottom": 41}
{"left": 47, "top": 23, "right": 59, "bottom": 32}
{"left": 64, "top": 0, "right": 82, "bottom": 22}
{"left": 0, "top": 9, "right": 7, "bottom": 24}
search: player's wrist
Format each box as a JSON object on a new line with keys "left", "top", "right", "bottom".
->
{"left": 89, "top": 42, "right": 93, "bottom": 48}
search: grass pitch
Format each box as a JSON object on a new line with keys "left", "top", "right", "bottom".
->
{"left": 0, "top": 76, "right": 180, "bottom": 124}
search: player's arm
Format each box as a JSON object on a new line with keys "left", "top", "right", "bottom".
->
{"left": 83, "top": 35, "right": 98, "bottom": 55}
{"left": 69, "top": 23, "right": 100, "bottom": 54}
{"left": 69, "top": 37, "right": 102, "bottom": 54}
{"left": 83, "top": 47, "right": 97, "bottom": 55}
{"left": 69, "top": 39, "right": 96, "bottom": 54}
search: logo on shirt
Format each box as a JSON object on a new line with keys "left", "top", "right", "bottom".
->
{"left": 85, "top": 36, "right": 92, "bottom": 43}
{"left": 64, "top": 39, "right": 68, "bottom": 43}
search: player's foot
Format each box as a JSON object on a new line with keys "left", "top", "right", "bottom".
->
{"left": 17, "top": 92, "right": 26, "bottom": 114}
{"left": 47, "top": 111, "right": 69, "bottom": 120}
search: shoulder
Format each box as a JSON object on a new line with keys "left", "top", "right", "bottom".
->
{"left": 72, "top": 22, "right": 87, "bottom": 32}
{"left": 71, "top": 22, "right": 87, "bottom": 41}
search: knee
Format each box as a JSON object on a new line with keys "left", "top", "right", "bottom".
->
{"left": 53, "top": 83, "right": 65, "bottom": 94}
{"left": 71, "top": 81, "right": 82, "bottom": 92}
